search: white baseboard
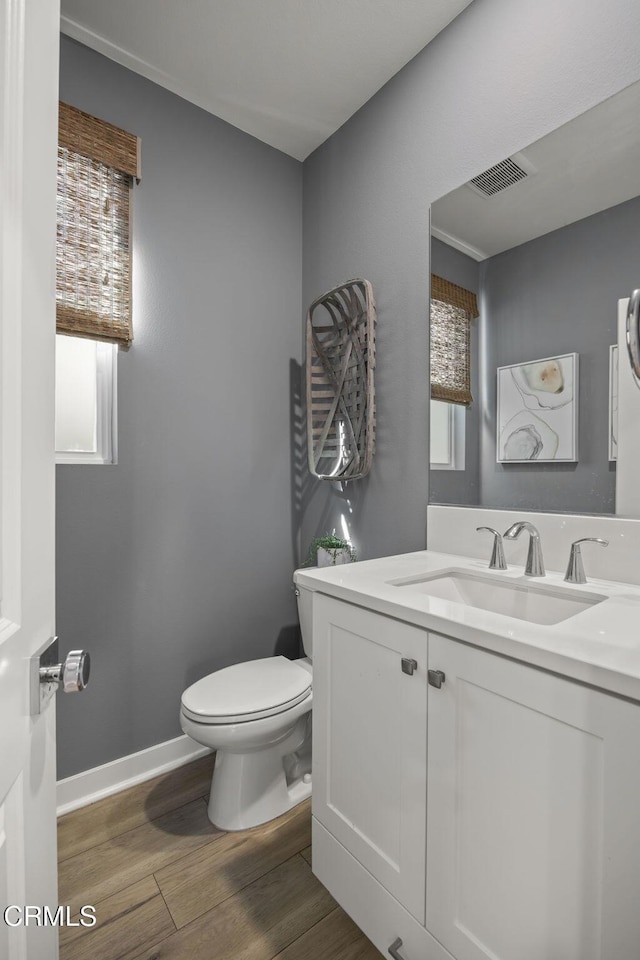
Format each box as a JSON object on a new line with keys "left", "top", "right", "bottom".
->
{"left": 56, "top": 735, "right": 211, "bottom": 817}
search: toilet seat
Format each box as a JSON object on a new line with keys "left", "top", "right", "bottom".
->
{"left": 181, "top": 655, "right": 312, "bottom": 725}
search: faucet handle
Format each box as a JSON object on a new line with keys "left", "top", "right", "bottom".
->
{"left": 476, "top": 527, "right": 507, "bottom": 571}
{"left": 564, "top": 538, "right": 608, "bottom": 584}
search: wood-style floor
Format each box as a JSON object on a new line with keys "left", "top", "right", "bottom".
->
{"left": 57, "top": 755, "right": 382, "bottom": 960}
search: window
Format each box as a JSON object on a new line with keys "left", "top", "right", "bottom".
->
{"left": 55, "top": 102, "right": 140, "bottom": 464}
{"left": 430, "top": 400, "right": 465, "bottom": 470}
{"left": 55, "top": 335, "right": 117, "bottom": 464}
{"left": 430, "top": 274, "right": 478, "bottom": 407}
{"left": 429, "top": 274, "right": 477, "bottom": 470}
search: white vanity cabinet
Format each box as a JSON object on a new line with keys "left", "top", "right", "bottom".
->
{"left": 312, "top": 593, "right": 640, "bottom": 960}
{"left": 426, "top": 633, "right": 640, "bottom": 960}
{"left": 312, "top": 594, "right": 428, "bottom": 923}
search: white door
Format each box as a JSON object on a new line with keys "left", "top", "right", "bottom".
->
{"left": 0, "top": 0, "right": 60, "bottom": 957}
{"left": 426, "top": 634, "right": 640, "bottom": 960}
{"left": 312, "top": 594, "right": 427, "bottom": 923}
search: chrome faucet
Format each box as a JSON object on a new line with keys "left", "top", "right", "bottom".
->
{"left": 564, "top": 538, "right": 608, "bottom": 584}
{"left": 476, "top": 527, "right": 507, "bottom": 570}
{"left": 503, "top": 521, "right": 545, "bottom": 577}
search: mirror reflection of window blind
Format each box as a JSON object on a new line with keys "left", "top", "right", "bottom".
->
{"left": 430, "top": 274, "right": 478, "bottom": 406}
{"left": 56, "top": 102, "right": 141, "bottom": 346}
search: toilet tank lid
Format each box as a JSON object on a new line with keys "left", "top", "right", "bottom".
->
{"left": 181, "top": 656, "right": 312, "bottom": 721}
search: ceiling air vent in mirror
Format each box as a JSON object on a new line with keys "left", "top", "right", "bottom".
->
{"left": 467, "top": 153, "right": 536, "bottom": 198}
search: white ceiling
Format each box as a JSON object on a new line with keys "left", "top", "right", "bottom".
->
{"left": 431, "top": 80, "right": 640, "bottom": 260}
{"left": 60, "top": 0, "right": 473, "bottom": 161}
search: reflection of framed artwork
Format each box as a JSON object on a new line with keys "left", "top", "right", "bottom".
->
{"left": 497, "top": 353, "right": 578, "bottom": 463}
{"left": 609, "top": 344, "right": 618, "bottom": 462}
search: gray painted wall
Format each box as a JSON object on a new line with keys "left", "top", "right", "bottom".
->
{"left": 57, "top": 37, "right": 302, "bottom": 779}
{"left": 477, "top": 196, "right": 640, "bottom": 515}
{"left": 301, "top": 0, "right": 640, "bottom": 562}
{"left": 429, "top": 238, "right": 480, "bottom": 506}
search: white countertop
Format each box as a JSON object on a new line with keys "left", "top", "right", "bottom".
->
{"left": 295, "top": 550, "right": 640, "bottom": 703}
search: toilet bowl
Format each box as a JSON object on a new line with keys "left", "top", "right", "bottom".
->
{"left": 180, "top": 584, "right": 313, "bottom": 831}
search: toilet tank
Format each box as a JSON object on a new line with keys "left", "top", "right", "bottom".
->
{"left": 295, "top": 584, "right": 313, "bottom": 658}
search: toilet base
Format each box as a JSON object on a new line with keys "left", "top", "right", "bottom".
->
{"left": 208, "top": 714, "right": 312, "bottom": 831}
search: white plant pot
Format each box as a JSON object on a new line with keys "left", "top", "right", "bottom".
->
{"left": 317, "top": 546, "right": 352, "bottom": 567}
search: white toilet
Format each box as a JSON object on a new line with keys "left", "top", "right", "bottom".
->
{"left": 180, "top": 584, "right": 313, "bottom": 831}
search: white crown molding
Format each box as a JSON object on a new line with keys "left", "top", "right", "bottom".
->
{"left": 431, "top": 226, "right": 487, "bottom": 262}
{"left": 60, "top": 15, "right": 248, "bottom": 143}
{"left": 56, "top": 733, "right": 211, "bottom": 816}
{"left": 61, "top": 15, "right": 177, "bottom": 90}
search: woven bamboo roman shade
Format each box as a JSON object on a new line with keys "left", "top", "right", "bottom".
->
{"left": 430, "top": 274, "right": 478, "bottom": 406}
{"left": 56, "top": 102, "right": 141, "bottom": 345}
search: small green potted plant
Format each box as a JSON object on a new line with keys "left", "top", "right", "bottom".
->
{"left": 304, "top": 532, "right": 357, "bottom": 568}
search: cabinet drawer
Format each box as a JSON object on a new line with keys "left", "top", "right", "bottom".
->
{"left": 313, "top": 818, "right": 453, "bottom": 960}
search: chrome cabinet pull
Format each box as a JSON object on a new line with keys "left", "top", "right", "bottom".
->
{"left": 428, "top": 669, "right": 445, "bottom": 688}
{"left": 401, "top": 658, "right": 417, "bottom": 676}
{"left": 388, "top": 937, "right": 406, "bottom": 959}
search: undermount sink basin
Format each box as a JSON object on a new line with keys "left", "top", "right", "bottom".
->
{"left": 391, "top": 569, "right": 606, "bottom": 625}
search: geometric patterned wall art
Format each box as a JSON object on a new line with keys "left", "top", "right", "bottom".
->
{"left": 306, "top": 279, "right": 376, "bottom": 481}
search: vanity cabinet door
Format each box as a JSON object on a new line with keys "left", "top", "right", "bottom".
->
{"left": 313, "top": 593, "right": 427, "bottom": 923}
{"left": 426, "top": 633, "right": 640, "bottom": 960}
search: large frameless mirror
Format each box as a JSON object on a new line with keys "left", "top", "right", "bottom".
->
{"left": 429, "top": 79, "right": 640, "bottom": 518}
